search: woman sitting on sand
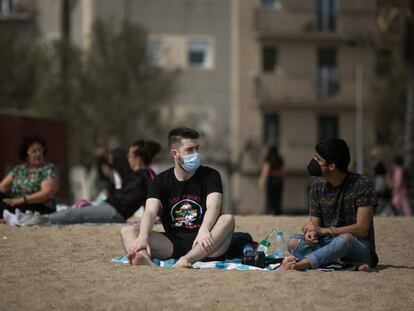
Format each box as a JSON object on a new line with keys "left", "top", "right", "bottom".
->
{"left": 20, "top": 140, "right": 160, "bottom": 226}
{"left": 1, "top": 136, "right": 59, "bottom": 221}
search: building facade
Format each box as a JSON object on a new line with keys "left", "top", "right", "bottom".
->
{"left": 231, "top": 0, "right": 380, "bottom": 213}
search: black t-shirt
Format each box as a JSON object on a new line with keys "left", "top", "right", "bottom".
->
{"left": 106, "top": 169, "right": 155, "bottom": 220}
{"left": 147, "top": 166, "right": 223, "bottom": 234}
{"left": 309, "top": 172, "right": 379, "bottom": 266}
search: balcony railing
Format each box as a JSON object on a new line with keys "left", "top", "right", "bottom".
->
{"left": 254, "top": 74, "right": 370, "bottom": 106}
{"left": 0, "top": 0, "right": 34, "bottom": 20}
{"left": 254, "top": 6, "right": 377, "bottom": 40}
{"left": 316, "top": 79, "right": 340, "bottom": 99}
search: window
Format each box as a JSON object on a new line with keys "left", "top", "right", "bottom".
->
{"left": 316, "top": 0, "right": 338, "bottom": 32}
{"left": 262, "top": 46, "right": 277, "bottom": 72}
{"left": 263, "top": 113, "right": 280, "bottom": 146}
{"left": 318, "top": 115, "right": 338, "bottom": 141}
{"left": 317, "top": 47, "right": 339, "bottom": 98}
{"left": 187, "top": 41, "right": 209, "bottom": 68}
{"left": 147, "top": 41, "right": 162, "bottom": 66}
{"left": 262, "top": 0, "right": 281, "bottom": 9}
{"left": 0, "top": 0, "right": 13, "bottom": 15}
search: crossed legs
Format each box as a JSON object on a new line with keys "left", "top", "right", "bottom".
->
{"left": 287, "top": 233, "right": 372, "bottom": 271}
{"left": 120, "top": 214, "right": 235, "bottom": 268}
{"left": 174, "top": 214, "right": 235, "bottom": 268}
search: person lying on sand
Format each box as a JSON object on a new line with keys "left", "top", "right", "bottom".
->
{"left": 286, "top": 138, "right": 379, "bottom": 272}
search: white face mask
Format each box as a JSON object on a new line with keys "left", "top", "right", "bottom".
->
{"left": 179, "top": 152, "right": 201, "bottom": 172}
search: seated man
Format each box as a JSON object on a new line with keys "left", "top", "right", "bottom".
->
{"left": 121, "top": 127, "right": 236, "bottom": 268}
{"left": 287, "top": 138, "right": 379, "bottom": 271}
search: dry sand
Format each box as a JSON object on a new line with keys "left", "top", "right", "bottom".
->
{"left": 0, "top": 216, "right": 413, "bottom": 311}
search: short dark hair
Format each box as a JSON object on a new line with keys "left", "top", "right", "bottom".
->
{"left": 168, "top": 127, "right": 199, "bottom": 149}
{"left": 19, "top": 135, "right": 48, "bottom": 160}
{"left": 316, "top": 138, "right": 350, "bottom": 173}
{"left": 131, "top": 140, "right": 161, "bottom": 166}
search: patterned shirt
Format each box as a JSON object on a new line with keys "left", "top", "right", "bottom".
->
{"left": 309, "top": 172, "right": 379, "bottom": 266}
{"left": 10, "top": 162, "right": 58, "bottom": 208}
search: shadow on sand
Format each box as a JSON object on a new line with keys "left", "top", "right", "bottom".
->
{"left": 375, "top": 264, "right": 414, "bottom": 271}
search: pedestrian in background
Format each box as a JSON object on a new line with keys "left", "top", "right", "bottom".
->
{"left": 259, "top": 146, "right": 284, "bottom": 215}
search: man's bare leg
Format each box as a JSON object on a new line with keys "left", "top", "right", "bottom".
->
{"left": 120, "top": 224, "right": 174, "bottom": 266}
{"left": 175, "top": 214, "right": 235, "bottom": 268}
{"left": 120, "top": 224, "right": 140, "bottom": 253}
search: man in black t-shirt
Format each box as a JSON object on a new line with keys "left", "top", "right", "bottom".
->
{"left": 120, "top": 127, "right": 235, "bottom": 268}
{"left": 286, "top": 138, "right": 379, "bottom": 271}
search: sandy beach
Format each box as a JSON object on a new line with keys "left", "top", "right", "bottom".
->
{"left": 0, "top": 216, "right": 413, "bottom": 310}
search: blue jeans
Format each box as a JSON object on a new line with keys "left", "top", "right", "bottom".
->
{"left": 287, "top": 233, "right": 372, "bottom": 268}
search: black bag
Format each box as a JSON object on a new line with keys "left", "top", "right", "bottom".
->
{"left": 225, "top": 232, "right": 254, "bottom": 259}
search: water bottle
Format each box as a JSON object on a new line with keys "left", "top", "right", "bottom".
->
{"left": 274, "top": 231, "right": 287, "bottom": 258}
{"left": 256, "top": 233, "right": 272, "bottom": 254}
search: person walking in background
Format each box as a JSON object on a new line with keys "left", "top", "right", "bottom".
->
{"left": 392, "top": 156, "right": 412, "bottom": 216}
{"left": 258, "top": 146, "right": 284, "bottom": 215}
{"left": 369, "top": 147, "right": 393, "bottom": 215}
{"left": 0, "top": 136, "right": 59, "bottom": 222}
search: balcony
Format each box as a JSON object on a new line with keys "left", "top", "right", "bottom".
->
{"left": 253, "top": 6, "right": 377, "bottom": 42}
{"left": 0, "top": 0, "right": 34, "bottom": 22}
{"left": 254, "top": 74, "right": 371, "bottom": 109}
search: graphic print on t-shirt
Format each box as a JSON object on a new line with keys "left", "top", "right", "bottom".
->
{"left": 170, "top": 198, "right": 203, "bottom": 230}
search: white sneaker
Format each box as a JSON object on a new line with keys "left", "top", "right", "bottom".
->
{"left": 15, "top": 208, "right": 24, "bottom": 220}
{"left": 2, "top": 210, "right": 18, "bottom": 225}
{"left": 23, "top": 212, "right": 49, "bottom": 226}
{"left": 15, "top": 210, "right": 33, "bottom": 226}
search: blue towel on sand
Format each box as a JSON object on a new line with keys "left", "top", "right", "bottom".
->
{"left": 111, "top": 255, "right": 281, "bottom": 271}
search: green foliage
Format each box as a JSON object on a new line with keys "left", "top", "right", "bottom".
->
{"left": 30, "top": 20, "right": 177, "bottom": 164}
{"left": 0, "top": 30, "right": 48, "bottom": 110}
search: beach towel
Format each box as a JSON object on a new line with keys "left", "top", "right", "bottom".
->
{"left": 111, "top": 256, "right": 356, "bottom": 272}
{"left": 111, "top": 255, "right": 281, "bottom": 271}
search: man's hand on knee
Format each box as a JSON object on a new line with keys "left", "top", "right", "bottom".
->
{"left": 192, "top": 228, "right": 214, "bottom": 254}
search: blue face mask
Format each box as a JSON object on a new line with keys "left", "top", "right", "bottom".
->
{"left": 179, "top": 153, "right": 201, "bottom": 172}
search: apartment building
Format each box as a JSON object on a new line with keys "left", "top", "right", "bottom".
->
{"left": 231, "top": 0, "right": 380, "bottom": 213}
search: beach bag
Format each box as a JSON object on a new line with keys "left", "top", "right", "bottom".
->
{"left": 225, "top": 232, "right": 254, "bottom": 259}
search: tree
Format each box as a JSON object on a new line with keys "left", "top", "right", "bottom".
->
{"left": 31, "top": 20, "right": 177, "bottom": 164}
{"left": 0, "top": 30, "right": 47, "bottom": 110}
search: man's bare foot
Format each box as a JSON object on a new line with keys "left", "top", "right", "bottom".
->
{"left": 356, "top": 263, "right": 370, "bottom": 272}
{"left": 175, "top": 257, "right": 193, "bottom": 269}
{"left": 291, "top": 258, "right": 312, "bottom": 271}
{"left": 277, "top": 256, "right": 296, "bottom": 272}
{"left": 130, "top": 251, "right": 156, "bottom": 266}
